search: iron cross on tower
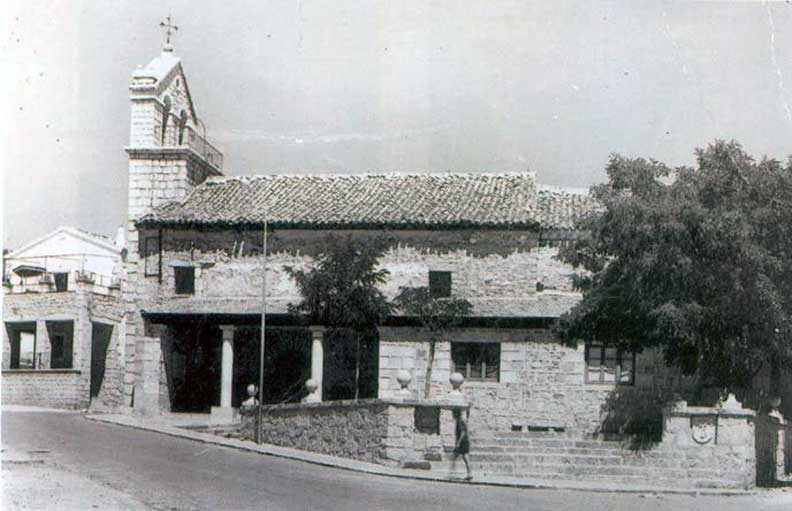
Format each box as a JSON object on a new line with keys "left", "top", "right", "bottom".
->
{"left": 160, "top": 15, "right": 178, "bottom": 51}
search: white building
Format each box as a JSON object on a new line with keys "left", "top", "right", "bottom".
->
{"left": 2, "top": 226, "right": 127, "bottom": 409}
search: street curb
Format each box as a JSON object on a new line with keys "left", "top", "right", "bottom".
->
{"left": 83, "top": 414, "right": 757, "bottom": 497}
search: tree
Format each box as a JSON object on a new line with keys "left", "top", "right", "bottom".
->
{"left": 558, "top": 140, "right": 792, "bottom": 393}
{"left": 285, "top": 235, "right": 393, "bottom": 399}
{"left": 393, "top": 287, "right": 473, "bottom": 398}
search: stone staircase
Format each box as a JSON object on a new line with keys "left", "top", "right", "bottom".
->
{"left": 427, "top": 431, "right": 747, "bottom": 489}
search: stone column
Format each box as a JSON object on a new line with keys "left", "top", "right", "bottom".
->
{"left": 220, "top": 325, "right": 235, "bottom": 408}
{"left": 210, "top": 325, "right": 238, "bottom": 424}
{"left": 35, "top": 320, "right": 50, "bottom": 369}
{"left": 304, "top": 327, "right": 324, "bottom": 403}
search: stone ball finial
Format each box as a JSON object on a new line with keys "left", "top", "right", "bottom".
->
{"left": 242, "top": 383, "right": 259, "bottom": 408}
{"left": 719, "top": 392, "right": 743, "bottom": 411}
{"left": 450, "top": 372, "right": 465, "bottom": 390}
{"left": 396, "top": 370, "right": 412, "bottom": 390}
{"left": 305, "top": 378, "right": 319, "bottom": 394}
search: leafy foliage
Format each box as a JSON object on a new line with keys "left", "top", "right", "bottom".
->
{"left": 285, "top": 235, "right": 393, "bottom": 329}
{"left": 285, "top": 235, "right": 394, "bottom": 400}
{"left": 393, "top": 287, "right": 473, "bottom": 333}
{"left": 558, "top": 141, "right": 792, "bottom": 389}
{"left": 394, "top": 286, "right": 473, "bottom": 398}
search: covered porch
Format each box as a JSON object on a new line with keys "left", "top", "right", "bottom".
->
{"left": 141, "top": 313, "right": 380, "bottom": 419}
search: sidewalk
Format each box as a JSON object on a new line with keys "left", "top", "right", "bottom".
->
{"left": 83, "top": 412, "right": 760, "bottom": 496}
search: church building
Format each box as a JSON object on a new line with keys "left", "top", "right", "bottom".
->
{"left": 120, "top": 41, "right": 708, "bottom": 439}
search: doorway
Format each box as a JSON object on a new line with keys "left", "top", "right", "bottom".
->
{"left": 90, "top": 323, "right": 113, "bottom": 398}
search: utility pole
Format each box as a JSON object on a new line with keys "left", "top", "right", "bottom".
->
{"left": 256, "top": 218, "right": 267, "bottom": 444}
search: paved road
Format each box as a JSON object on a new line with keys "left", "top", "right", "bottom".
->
{"left": 2, "top": 410, "right": 789, "bottom": 511}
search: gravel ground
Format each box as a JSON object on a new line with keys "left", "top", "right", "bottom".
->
{"left": 2, "top": 463, "right": 154, "bottom": 511}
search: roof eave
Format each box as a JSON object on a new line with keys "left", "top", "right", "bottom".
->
{"left": 134, "top": 219, "right": 546, "bottom": 232}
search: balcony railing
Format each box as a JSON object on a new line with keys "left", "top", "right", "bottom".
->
{"left": 184, "top": 126, "right": 223, "bottom": 170}
{"left": 4, "top": 270, "right": 122, "bottom": 296}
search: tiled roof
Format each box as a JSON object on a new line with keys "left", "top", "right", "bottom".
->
{"left": 138, "top": 172, "right": 600, "bottom": 230}
{"left": 537, "top": 186, "right": 601, "bottom": 230}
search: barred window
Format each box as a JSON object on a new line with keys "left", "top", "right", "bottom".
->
{"left": 451, "top": 342, "right": 500, "bottom": 382}
{"left": 585, "top": 343, "right": 635, "bottom": 385}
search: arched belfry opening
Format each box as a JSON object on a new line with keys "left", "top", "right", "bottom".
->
{"left": 161, "top": 96, "right": 172, "bottom": 145}
{"left": 178, "top": 110, "right": 188, "bottom": 145}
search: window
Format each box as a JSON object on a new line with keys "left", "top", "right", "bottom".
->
{"left": 451, "top": 342, "right": 500, "bottom": 381}
{"left": 143, "top": 236, "right": 161, "bottom": 277}
{"left": 585, "top": 343, "right": 635, "bottom": 385}
{"left": 17, "top": 331, "right": 40, "bottom": 369}
{"left": 54, "top": 272, "right": 68, "bottom": 292}
{"left": 174, "top": 266, "right": 195, "bottom": 295}
{"left": 429, "top": 271, "right": 452, "bottom": 298}
{"left": 47, "top": 321, "right": 74, "bottom": 369}
{"left": 7, "top": 324, "right": 37, "bottom": 369}
{"left": 7, "top": 322, "right": 73, "bottom": 369}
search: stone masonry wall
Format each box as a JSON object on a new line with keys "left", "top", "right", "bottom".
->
{"left": 1, "top": 370, "right": 84, "bottom": 409}
{"left": 378, "top": 327, "right": 696, "bottom": 437}
{"left": 134, "top": 227, "right": 579, "bottom": 319}
{"left": 2, "top": 286, "right": 125, "bottom": 410}
{"left": 662, "top": 405, "right": 756, "bottom": 489}
{"left": 240, "top": 400, "right": 466, "bottom": 467}
{"left": 125, "top": 156, "right": 220, "bottom": 410}
{"left": 127, "top": 226, "right": 578, "bottom": 413}
{"left": 240, "top": 400, "right": 391, "bottom": 464}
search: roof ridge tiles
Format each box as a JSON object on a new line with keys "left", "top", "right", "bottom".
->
{"left": 138, "top": 171, "right": 597, "bottom": 230}
{"left": 205, "top": 171, "right": 538, "bottom": 185}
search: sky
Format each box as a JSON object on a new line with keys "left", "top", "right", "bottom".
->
{"left": 4, "top": 1, "right": 792, "bottom": 248}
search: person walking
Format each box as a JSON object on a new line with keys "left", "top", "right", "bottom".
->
{"left": 452, "top": 408, "right": 472, "bottom": 481}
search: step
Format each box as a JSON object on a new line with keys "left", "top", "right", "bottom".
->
{"left": 432, "top": 460, "right": 744, "bottom": 482}
{"left": 440, "top": 453, "right": 626, "bottom": 466}
{"left": 427, "top": 469, "right": 746, "bottom": 489}
{"left": 465, "top": 446, "right": 681, "bottom": 463}
{"left": 467, "top": 444, "right": 640, "bottom": 456}
{"left": 493, "top": 430, "right": 576, "bottom": 438}
{"left": 479, "top": 437, "right": 631, "bottom": 450}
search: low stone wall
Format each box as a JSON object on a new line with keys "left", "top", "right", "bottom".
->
{"left": 661, "top": 397, "right": 756, "bottom": 489}
{"left": 240, "top": 399, "right": 467, "bottom": 466}
{"left": 1, "top": 369, "right": 85, "bottom": 409}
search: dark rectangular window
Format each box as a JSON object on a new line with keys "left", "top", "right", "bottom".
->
{"left": 429, "top": 271, "right": 452, "bottom": 298}
{"left": 144, "top": 236, "right": 161, "bottom": 277}
{"left": 47, "top": 321, "right": 74, "bottom": 369}
{"left": 174, "top": 266, "right": 195, "bottom": 295}
{"left": 6, "top": 323, "right": 40, "bottom": 369}
{"left": 50, "top": 334, "right": 65, "bottom": 365}
{"left": 451, "top": 342, "right": 500, "bottom": 381}
{"left": 54, "top": 272, "right": 68, "bottom": 292}
{"left": 585, "top": 343, "right": 635, "bottom": 385}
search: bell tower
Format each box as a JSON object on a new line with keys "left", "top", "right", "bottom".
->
{"left": 123, "top": 19, "right": 224, "bottom": 412}
{"left": 126, "top": 19, "right": 223, "bottom": 221}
